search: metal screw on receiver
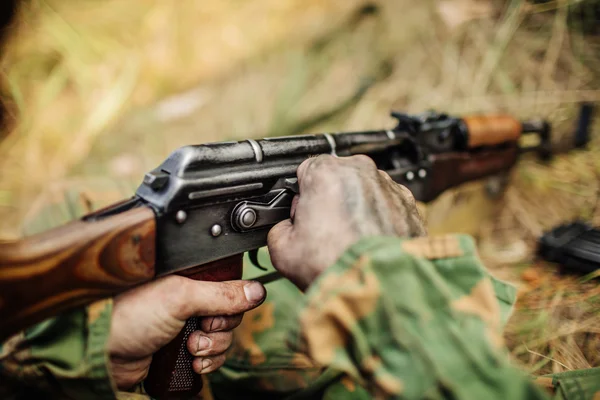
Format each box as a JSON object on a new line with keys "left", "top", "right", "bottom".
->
{"left": 210, "top": 224, "right": 222, "bottom": 237}
{"left": 175, "top": 210, "right": 187, "bottom": 224}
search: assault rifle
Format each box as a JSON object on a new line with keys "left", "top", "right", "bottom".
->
{"left": 0, "top": 108, "right": 591, "bottom": 398}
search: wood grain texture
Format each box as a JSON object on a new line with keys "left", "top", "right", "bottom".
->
{"left": 464, "top": 115, "right": 522, "bottom": 148}
{"left": 0, "top": 206, "right": 156, "bottom": 340}
{"left": 144, "top": 254, "right": 244, "bottom": 400}
{"left": 426, "top": 146, "right": 519, "bottom": 201}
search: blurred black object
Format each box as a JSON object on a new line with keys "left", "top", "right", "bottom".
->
{"left": 531, "top": 0, "right": 600, "bottom": 35}
{"left": 0, "top": 0, "right": 17, "bottom": 43}
{"left": 0, "top": 0, "right": 18, "bottom": 138}
{"left": 539, "top": 221, "right": 600, "bottom": 274}
{"left": 574, "top": 103, "right": 595, "bottom": 149}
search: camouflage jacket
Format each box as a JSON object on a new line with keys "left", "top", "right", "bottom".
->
{"left": 1, "top": 214, "right": 599, "bottom": 399}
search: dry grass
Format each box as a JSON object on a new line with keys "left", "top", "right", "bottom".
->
{"left": 0, "top": 0, "right": 366, "bottom": 235}
{"left": 505, "top": 266, "right": 600, "bottom": 374}
{"left": 1, "top": 0, "right": 599, "bottom": 374}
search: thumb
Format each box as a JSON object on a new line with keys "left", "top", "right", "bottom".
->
{"left": 267, "top": 218, "right": 294, "bottom": 270}
{"left": 174, "top": 279, "right": 266, "bottom": 320}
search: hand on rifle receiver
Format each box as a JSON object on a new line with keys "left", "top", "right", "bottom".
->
{"left": 107, "top": 276, "right": 265, "bottom": 390}
{"left": 268, "top": 154, "right": 427, "bottom": 290}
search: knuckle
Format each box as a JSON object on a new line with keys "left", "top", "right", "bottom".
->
{"left": 223, "top": 314, "right": 243, "bottom": 330}
{"left": 296, "top": 156, "right": 316, "bottom": 176}
{"left": 378, "top": 169, "right": 393, "bottom": 181}
{"left": 201, "top": 314, "right": 242, "bottom": 332}
{"left": 299, "top": 155, "right": 339, "bottom": 190}
{"left": 351, "top": 154, "right": 376, "bottom": 169}
{"left": 397, "top": 183, "right": 416, "bottom": 202}
{"left": 309, "top": 154, "right": 337, "bottom": 174}
{"left": 313, "top": 153, "right": 335, "bottom": 165}
{"left": 162, "top": 275, "right": 187, "bottom": 293}
{"left": 216, "top": 282, "right": 252, "bottom": 313}
{"left": 201, "top": 316, "right": 225, "bottom": 332}
{"left": 161, "top": 276, "right": 193, "bottom": 316}
{"left": 218, "top": 284, "right": 242, "bottom": 307}
{"left": 298, "top": 154, "right": 331, "bottom": 177}
{"left": 209, "top": 331, "right": 234, "bottom": 354}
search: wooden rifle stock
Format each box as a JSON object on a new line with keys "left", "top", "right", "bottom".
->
{"left": 425, "top": 145, "right": 519, "bottom": 201}
{"left": 0, "top": 206, "right": 156, "bottom": 340}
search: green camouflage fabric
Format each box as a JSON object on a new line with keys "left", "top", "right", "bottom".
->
{"left": 0, "top": 298, "right": 117, "bottom": 399}
{"left": 211, "top": 235, "right": 543, "bottom": 399}
{"left": 1, "top": 184, "right": 599, "bottom": 400}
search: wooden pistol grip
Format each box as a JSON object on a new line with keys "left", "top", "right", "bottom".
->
{"left": 144, "top": 254, "right": 244, "bottom": 400}
{"left": 463, "top": 115, "right": 522, "bottom": 148}
{"left": 0, "top": 206, "right": 156, "bottom": 340}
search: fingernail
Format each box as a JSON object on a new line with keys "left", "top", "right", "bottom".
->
{"left": 201, "top": 358, "right": 213, "bottom": 371}
{"left": 197, "top": 336, "right": 211, "bottom": 353}
{"left": 244, "top": 282, "right": 266, "bottom": 303}
{"left": 209, "top": 317, "right": 226, "bottom": 332}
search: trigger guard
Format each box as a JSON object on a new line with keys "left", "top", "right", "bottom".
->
{"left": 249, "top": 249, "right": 268, "bottom": 271}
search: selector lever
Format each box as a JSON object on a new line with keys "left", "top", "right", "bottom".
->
{"left": 231, "top": 190, "right": 294, "bottom": 232}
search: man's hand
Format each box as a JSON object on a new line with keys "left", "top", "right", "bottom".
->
{"left": 106, "top": 276, "right": 266, "bottom": 390}
{"left": 268, "top": 155, "right": 426, "bottom": 290}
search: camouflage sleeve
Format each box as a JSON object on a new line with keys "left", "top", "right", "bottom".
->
{"left": 290, "top": 234, "right": 550, "bottom": 400}
{"left": 0, "top": 300, "right": 118, "bottom": 400}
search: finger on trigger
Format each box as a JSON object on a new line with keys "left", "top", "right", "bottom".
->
{"left": 200, "top": 314, "right": 243, "bottom": 332}
{"left": 187, "top": 330, "right": 233, "bottom": 357}
{"left": 193, "top": 354, "right": 226, "bottom": 374}
{"left": 267, "top": 219, "right": 294, "bottom": 268}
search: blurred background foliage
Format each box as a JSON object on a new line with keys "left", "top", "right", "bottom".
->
{"left": 0, "top": 0, "right": 599, "bottom": 376}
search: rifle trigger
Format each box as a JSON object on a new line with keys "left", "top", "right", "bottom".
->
{"left": 249, "top": 249, "right": 268, "bottom": 271}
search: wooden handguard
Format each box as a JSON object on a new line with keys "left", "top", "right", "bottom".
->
{"left": 463, "top": 115, "right": 522, "bottom": 148}
{"left": 426, "top": 145, "right": 520, "bottom": 200}
{"left": 0, "top": 206, "right": 156, "bottom": 340}
{"left": 144, "top": 254, "right": 244, "bottom": 400}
